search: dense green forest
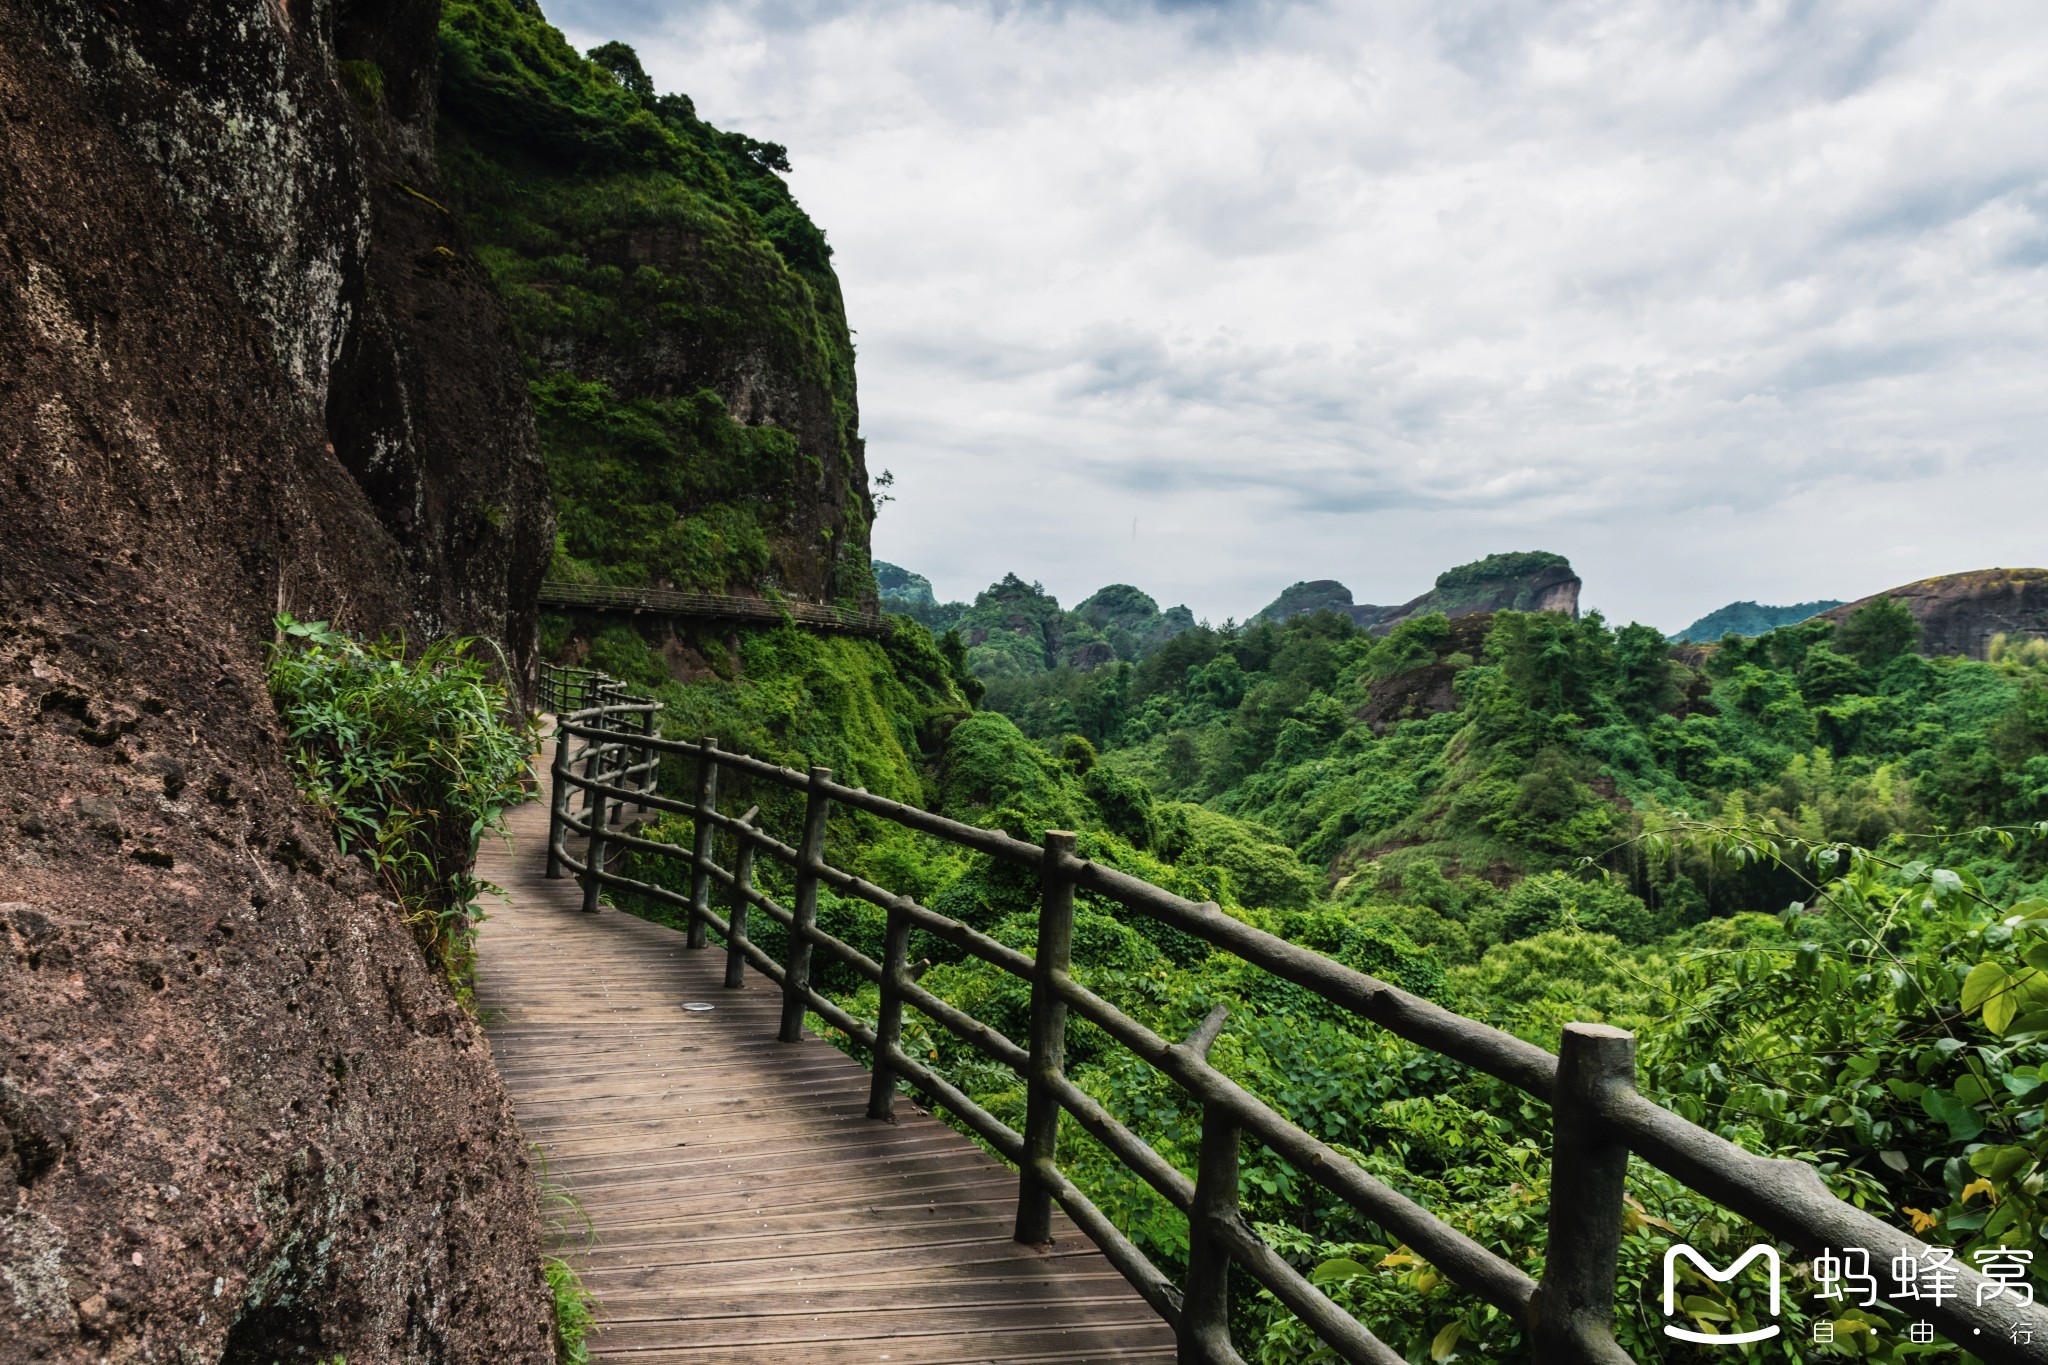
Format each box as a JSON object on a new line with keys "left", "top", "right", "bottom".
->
{"left": 600, "top": 558, "right": 2048, "bottom": 1360}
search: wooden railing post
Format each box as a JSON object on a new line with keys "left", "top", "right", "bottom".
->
{"left": 545, "top": 719, "right": 572, "bottom": 880}
{"left": 579, "top": 719, "right": 611, "bottom": 915}
{"left": 1182, "top": 1104, "right": 1241, "bottom": 1364}
{"left": 866, "top": 903, "right": 912, "bottom": 1121}
{"left": 725, "top": 807, "right": 759, "bottom": 990}
{"left": 635, "top": 708, "right": 656, "bottom": 815}
{"left": 1532, "top": 1023, "right": 1636, "bottom": 1364}
{"left": 777, "top": 766, "right": 832, "bottom": 1043}
{"left": 687, "top": 738, "right": 720, "bottom": 950}
{"left": 1015, "top": 829, "right": 1077, "bottom": 1245}
{"left": 578, "top": 681, "right": 611, "bottom": 825}
{"left": 1175, "top": 1005, "right": 1236, "bottom": 1363}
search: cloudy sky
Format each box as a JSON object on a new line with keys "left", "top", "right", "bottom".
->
{"left": 548, "top": 0, "right": 2048, "bottom": 630}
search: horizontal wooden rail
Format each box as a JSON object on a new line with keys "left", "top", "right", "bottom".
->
{"left": 556, "top": 713, "right": 1556, "bottom": 1096}
{"left": 535, "top": 663, "right": 2048, "bottom": 1364}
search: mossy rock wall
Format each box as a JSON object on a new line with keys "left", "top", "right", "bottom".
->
{"left": 440, "top": 0, "right": 873, "bottom": 608}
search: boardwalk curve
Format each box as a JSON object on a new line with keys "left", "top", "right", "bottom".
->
{"left": 475, "top": 744, "right": 1176, "bottom": 1363}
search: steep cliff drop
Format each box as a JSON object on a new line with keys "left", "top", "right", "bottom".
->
{"left": 1, "top": 3, "right": 554, "bottom": 1361}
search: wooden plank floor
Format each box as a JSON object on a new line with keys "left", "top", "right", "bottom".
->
{"left": 475, "top": 739, "right": 1177, "bottom": 1363}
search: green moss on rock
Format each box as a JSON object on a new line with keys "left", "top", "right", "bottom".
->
{"left": 439, "top": 0, "right": 871, "bottom": 605}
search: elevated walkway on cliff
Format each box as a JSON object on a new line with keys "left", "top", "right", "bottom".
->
{"left": 538, "top": 580, "right": 890, "bottom": 637}
{"left": 474, "top": 747, "right": 1173, "bottom": 1363}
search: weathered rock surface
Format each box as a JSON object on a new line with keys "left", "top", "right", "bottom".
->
{"left": 1, "top": 2, "right": 553, "bottom": 1360}
{"left": 1816, "top": 569, "right": 2048, "bottom": 660}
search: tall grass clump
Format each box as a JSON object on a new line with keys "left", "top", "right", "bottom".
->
{"left": 266, "top": 614, "right": 534, "bottom": 1000}
{"left": 535, "top": 1145, "right": 598, "bottom": 1363}
{"left": 544, "top": 1256, "right": 595, "bottom": 1362}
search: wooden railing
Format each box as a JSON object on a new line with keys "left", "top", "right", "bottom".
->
{"left": 538, "top": 580, "right": 889, "bottom": 636}
{"left": 537, "top": 668, "right": 661, "bottom": 878}
{"left": 535, "top": 663, "right": 607, "bottom": 716}
{"left": 538, "top": 664, "right": 2048, "bottom": 1364}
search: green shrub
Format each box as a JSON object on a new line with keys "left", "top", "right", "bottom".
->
{"left": 584, "top": 621, "right": 668, "bottom": 690}
{"left": 266, "top": 614, "right": 533, "bottom": 998}
{"left": 1454, "top": 927, "right": 1637, "bottom": 1011}
{"left": 1360, "top": 612, "right": 1450, "bottom": 681}
{"left": 1230, "top": 905, "right": 1450, "bottom": 1013}
{"left": 1366, "top": 901, "right": 1477, "bottom": 964}
{"left": 1154, "top": 805, "right": 1320, "bottom": 911}
{"left": 1083, "top": 764, "right": 1157, "bottom": 849}
{"left": 338, "top": 59, "right": 385, "bottom": 112}
{"left": 938, "top": 711, "right": 1080, "bottom": 835}
{"left": 1834, "top": 594, "right": 1921, "bottom": 668}
{"left": 1475, "top": 870, "right": 1668, "bottom": 946}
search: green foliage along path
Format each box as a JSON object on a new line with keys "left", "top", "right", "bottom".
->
{"left": 266, "top": 615, "right": 534, "bottom": 1001}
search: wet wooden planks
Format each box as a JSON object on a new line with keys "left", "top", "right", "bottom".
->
{"left": 474, "top": 744, "right": 1176, "bottom": 1363}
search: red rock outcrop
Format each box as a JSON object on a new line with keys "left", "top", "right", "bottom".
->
{"left": 1, "top": 2, "right": 554, "bottom": 1360}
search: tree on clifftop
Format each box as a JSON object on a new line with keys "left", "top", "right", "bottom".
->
{"left": 1835, "top": 594, "right": 1921, "bottom": 667}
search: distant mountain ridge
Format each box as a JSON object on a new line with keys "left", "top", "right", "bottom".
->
{"left": 1672, "top": 599, "right": 1842, "bottom": 642}
{"left": 877, "top": 552, "right": 1583, "bottom": 680}
{"left": 1256, "top": 551, "right": 1581, "bottom": 634}
{"left": 881, "top": 556, "right": 2048, "bottom": 679}
{"left": 874, "top": 568, "right": 1197, "bottom": 678}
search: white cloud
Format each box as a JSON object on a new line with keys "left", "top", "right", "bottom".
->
{"left": 546, "top": 0, "right": 2048, "bottom": 629}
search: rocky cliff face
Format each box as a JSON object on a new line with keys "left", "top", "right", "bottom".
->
{"left": 1817, "top": 569, "right": 2048, "bottom": 660}
{"left": 1, "top": 2, "right": 552, "bottom": 1359}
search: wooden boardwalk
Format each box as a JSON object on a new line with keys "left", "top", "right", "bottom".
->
{"left": 475, "top": 744, "right": 1176, "bottom": 1363}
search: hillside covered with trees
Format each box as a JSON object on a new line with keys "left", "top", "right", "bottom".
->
{"left": 602, "top": 547, "right": 2048, "bottom": 1358}
{"left": 1673, "top": 598, "right": 1845, "bottom": 641}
